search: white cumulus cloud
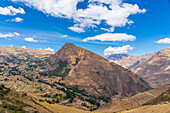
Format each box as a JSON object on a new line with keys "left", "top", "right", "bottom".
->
{"left": 24, "top": 37, "right": 38, "bottom": 42}
{"left": 155, "top": 38, "right": 170, "bottom": 44}
{"left": 10, "top": 17, "right": 23, "bottom": 22}
{"left": 0, "top": 6, "right": 25, "bottom": 16}
{"left": 11, "top": 0, "right": 146, "bottom": 33}
{"left": 104, "top": 45, "right": 133, "bottom": 56}
{"left": 45, "top": 47, "right": 54, "bottom": 52}
{"left": 82, "top": 33, "right": 136, "bottom": 42}
{"left": 0, "top": 32, "right": 20, "bottom": 38}
{"left": 68, "top": 26, "right": 85, "bottom": 33}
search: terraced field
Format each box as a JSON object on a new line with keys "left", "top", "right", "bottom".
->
{"left": 36, "top": 101, "right": 91, "bottom": 113}
{"left": 121, "top": 103, "right": 170, "bottom": 113}
{"left": 96, "top": 85, "right": 170, "bottom": 112}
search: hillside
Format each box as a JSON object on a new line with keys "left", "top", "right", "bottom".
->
{"left": 144, "top": 87, "right": 170, "bottom": 105}
{"left": 96, "top": 85, "right": 170, "bottom": 113}
{"left": 131, "top": 46, "right": 170, "bottom": 87}
{"left": 0, "top": 84, "right": 51, "bottom": 113}
{"left": 0, "top": 84, "right": 97, "bottom": 113}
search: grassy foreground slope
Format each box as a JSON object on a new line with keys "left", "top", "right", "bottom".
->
{"left": 0, "top": 84, "right": 50, "bottom": 113}
{"left": 0, "top": 84, "right": 100, "bottom": 113}
{"left": 36, "top": 101, "right": 93, "bottom": 113}
{"left": 121, "top": 103, "right": 170, "bottom": 113}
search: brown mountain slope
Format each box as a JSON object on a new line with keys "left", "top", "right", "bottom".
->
{"left": 46, "top": 43, "right": 151, "bottom": 98}
{"left": 131, "top": 46, "right": 170, "bottom": 87}
{"left": 105, "top": 53, "right": 154, "bottom": 69}
{"left": 96, "top": 85, "right": 170, "bottom": 113}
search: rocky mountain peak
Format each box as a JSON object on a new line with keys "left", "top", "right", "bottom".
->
{"left": 47, "top": 43, "right": 151, "bottom": 97}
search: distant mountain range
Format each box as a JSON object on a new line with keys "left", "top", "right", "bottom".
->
{"left": 0, "top": 46, "right": 54, "bottom": 56}
{"left": 105, "top": 53, "right": 154, "bottom": 69}
{"left": 105, "top": 46, "right": 170, "bottom": 87}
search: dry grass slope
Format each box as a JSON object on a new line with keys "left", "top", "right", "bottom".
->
{"left": 36, "top": 100, "right": 92, "bottom": 113}
{"left": 36, "top": 101, "right": 102, "bottom": 113}
{"left": 96, "top": 85, "right": 170, "bottom": 113}
{"left": 121, "top": 103, "right": 170, "bottom": 113}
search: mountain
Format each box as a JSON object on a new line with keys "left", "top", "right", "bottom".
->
{"left": 0, "top": 43, "right": 151, "bottom": 111}
{"left": 96, "top": 84, "right": 170, "bottom": 113}
{"left": 45, "top": 43, "right": 151, "bottom": 97}
{"left": 131, "top": 46, "right": 170, "bottom": 87}
{"left": 105, "top": 53, "right": 154, "bottom": 69}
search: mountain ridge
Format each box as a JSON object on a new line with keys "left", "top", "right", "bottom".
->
{"left": 0, "top": 46, "right": 54, "bottom": 56}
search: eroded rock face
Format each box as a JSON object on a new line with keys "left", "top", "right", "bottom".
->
{"left": 131, "top": 46, "right": 170, "bottom": 87}
{"left": 48, "top": 43, "right": 151, "bottom": 97}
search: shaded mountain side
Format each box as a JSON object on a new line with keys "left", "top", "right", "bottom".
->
{"left": 105, "top": 54, "right": 129, "bottom": 61}
{"left": 105, "top": 53, "right": 154, "bottom": 69}
{"left": 131, "top": 46, "right": 170, "bottom": 87}
{"left": 96, "top": 85, "right": 170, "bottom": 113}
{"left": 45, "top": 43, "right": 151, "bottom": 98}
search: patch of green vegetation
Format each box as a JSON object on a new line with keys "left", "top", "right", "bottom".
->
{"left": 33, "top": 91, "right": 39, "bottom": 94}
{"left": 38, "top": 79, "right": 101, "bottom": 109}
{"left": 100, "top": 86, "right": 118, "bottom": 96}
{"left": 1, "top": 101, "right": 27, "bottom": 112}
{"left": 50, "top": 59, "right": 70, "bottom": 77}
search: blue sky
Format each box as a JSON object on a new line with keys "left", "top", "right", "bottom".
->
{"left": 0, "top": 0, "right": 170, "bottom": 56}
